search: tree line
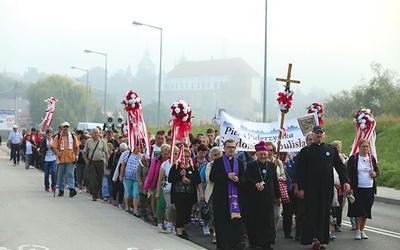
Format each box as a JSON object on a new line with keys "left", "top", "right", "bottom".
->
{"left": 324, "top": 62, "right": 400, "bottom": 118}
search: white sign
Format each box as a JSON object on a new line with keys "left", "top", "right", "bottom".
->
{"left": 0, "top": 110, "right": 15, "bottom": 131}
{"left": 219, "top": 111, "right": 318, "bottom": 152}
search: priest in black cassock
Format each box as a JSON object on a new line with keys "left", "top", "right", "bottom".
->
{"left": 245, "top": 141, "right": 281, "bottom": 250}
{"left": 297, "top": 126, "right": 351, "bottom": 249}
{"left": 210, "top": 139, "right": 246, "bottom": 250}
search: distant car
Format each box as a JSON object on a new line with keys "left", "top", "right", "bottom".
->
{"left": 76, "top": 122, "right": 104, "bottom": 132}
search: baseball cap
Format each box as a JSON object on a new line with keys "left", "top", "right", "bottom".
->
{"left": 61, "top": 121, "right": 70, "bottom": 127}
{"left": 312, "top": 125, "right": 325, "bottom": 133}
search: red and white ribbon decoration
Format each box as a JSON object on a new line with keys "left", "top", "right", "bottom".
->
{"left": 350, "top": 108, "right": 377, "bottom": 161}
{"left": 39, "top": 97, "right": 58, "bottom": 132}
{"left": 121, "top": 91, "right": 150, "bottom": 154}
{"left": 277, "top": 86, "right": 294, "bottom": 114}
{"left": 307, "top": 102, "right": 324, "bottom": 125}
{"left": 169, "top": 100, "right": 192, "bottom": 165}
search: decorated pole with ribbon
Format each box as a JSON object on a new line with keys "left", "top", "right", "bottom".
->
{"left": 307, "top": 102, "right": 324, "bottom": 125}
{"left": 350, "top": 108, "right": 377, "bottom": 161}
{"left": 275, "top": 63, "right": 300, "bottom": 155}
{"left": 169, "top": 100, "right": 192, "bottom": 165}
{"left": 39, "top": 97, "right": 58, "bottom": 132}
{"left": 121, "top": 91, "right": 150, "bottom": 154}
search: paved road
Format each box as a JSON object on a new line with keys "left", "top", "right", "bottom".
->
{"left": 0, "top": 148, "right": 399, "bottom": 250}
{"left": 0, "top": 155, "right": 205, "bottom": 250}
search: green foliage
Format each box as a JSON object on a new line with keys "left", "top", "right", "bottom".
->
{"left": 26, "top": 74, "right": 102, "bottom": 128}
{"left": 324, "top": 62, "right": 400, "bottom": 118}
{"left": 324, "top": 116, "right": 400, "bottom": 189}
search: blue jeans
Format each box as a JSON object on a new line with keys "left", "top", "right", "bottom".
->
{"left": 57, "top": 162, "right": 75, "bottom": 191}
{"left": 102, "top": 174, "right": 112, "bottom": 198}
{"left": 43, "top": 160, "right": 57, "bottom": 188}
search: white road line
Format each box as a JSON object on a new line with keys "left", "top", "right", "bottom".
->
{"left": 342, "top": 221, "right": 400, "bottom": 238}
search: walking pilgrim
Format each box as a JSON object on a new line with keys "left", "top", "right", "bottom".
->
{"left": 245, "top": 141, "right": 281, "bottom": 250}
{"left": 210, "top": 139, "right": 246, "bottom": 250}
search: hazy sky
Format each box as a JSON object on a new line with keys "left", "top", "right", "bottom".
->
{"left": 1, "top": 0, "right": 399, "bottom": 95}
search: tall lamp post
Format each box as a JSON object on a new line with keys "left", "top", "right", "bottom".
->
{"left": 132, "top": 21, "right": 163, "bottom": 131}
{"left": 84, "top": 49, "right": 108, "bottom": 122}
{"left": 263, "top": 0, "right": 268, "bottom": 122}
{"left": 71, "top": 66, "right": 89, "bottom": 125}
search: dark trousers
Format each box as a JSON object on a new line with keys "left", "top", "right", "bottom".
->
{"left": 88, "top": 161, "right": 104, "bottom": 198}
{"left": 112, "top": 179, "right": 125, "bottom": 204}
{"left": 174, "top": 193, "right": 194, "bottom": 228}
{"left": 139, "top": 192, "right": 151, "bottom": 217}
{"left": 10, "top": 143, "right": 21, "bottom": 164}
{"left": 296, "top": 195, "right": 306, "bottom": 235}
{"left": 283, "top": 190, "right": 296, "bottom": 235}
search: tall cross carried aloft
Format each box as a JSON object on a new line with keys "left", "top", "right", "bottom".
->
{"left": 275, "top": 63, "right": 300, "bottom": 155}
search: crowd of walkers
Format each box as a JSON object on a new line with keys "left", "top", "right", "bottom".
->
{"left": 6, "top": 123, "right": 379, "bottom": 250}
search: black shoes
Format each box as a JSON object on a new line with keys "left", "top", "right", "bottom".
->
{"left": 58, "top": 190, "right": 64, "bottom": 196}
{"left": 285, "top": 234, "right": 294, "bottom": 239}
{"left": 178, "top": 230, "right": 190, "bottom": 240}
{"left": 69, "top": 188, "right": 77, "bottom": 197}
{"left": 233, "top": 241, "right": 246, "bottom": 250}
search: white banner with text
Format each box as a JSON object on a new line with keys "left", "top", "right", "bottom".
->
{"left": 219, "top": 111, "right": 318, "bottom": 152}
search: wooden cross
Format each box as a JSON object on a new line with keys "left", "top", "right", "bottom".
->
{"left": 275, "top": 63, "right": 300, "bottom": 155}
{"left": 276, "top": 63, "right": 301, "bottom": 88}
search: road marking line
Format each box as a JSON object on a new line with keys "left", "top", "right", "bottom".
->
{"left": 342, "top": 221, "right": 400, "bottom": 238}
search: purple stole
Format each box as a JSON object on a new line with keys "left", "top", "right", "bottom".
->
{"left": 222, "top": 154, "right": 241, "bottom": 219}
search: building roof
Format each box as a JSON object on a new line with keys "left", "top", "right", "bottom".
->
{"left": 167, "top": 58, "right": 260, "bottom": 77}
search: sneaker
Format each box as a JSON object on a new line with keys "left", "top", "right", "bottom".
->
{"left": 354, "top": 230, "right": 361, "bottom": 240}
{"left": 118, "top": 204, "right": 123, "bottom": 209}
{"left": 45, "top": 187, "right": 49, "bottom": 192}
{"left": 212, "top": 237, "right": 217, "bottom": 244}
{"left": 58, "top": 190, "right": 64, "bottom": 197}
{"left": 51, "top": 186, "right": 56, "bottom": 192}
{"left": 12, "top": 163, "right": 16, "bottom": 166}
{"left": 29, "top": 165, "right": 35, "bottom": 169}
{"left": 133, "top": 212, "right": 140, "bottom": 218}
{"left": 329, "top": 232, "right": 336, "bottom": 240}
{"left": 350, "top": 217, "right": 356, "bottom": 230}
{"left": 17, "top": 161, "right": 20, "bottom": 165}
{"left": 320, "top": 244, "right": 327, "bottom": 249}
{"left": 166, "top": 227, "right": 173, "bottom": 233}
{"left": 361, "top": 231, "right": 368, "bottom": 239}
{"left": 103, "top": 197, "right": 108, "bottom": 202}
{"left": 203, "top": 225, "right": 211, "bottom": 235}
{"left": 69, "top": 188, "right": 77, "bottom": 197}
{"left": 334, "top": 224, "right": 342, "bottom": 232}
{"left": 157, "top": 223, "right": 163, "bottom": 229}
{"left": 78, "top": 189, "right": 83, "bottom": 194}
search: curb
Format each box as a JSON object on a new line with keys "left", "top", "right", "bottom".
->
{"left": 375, "top": 196, "right": 400, "bottom": 206}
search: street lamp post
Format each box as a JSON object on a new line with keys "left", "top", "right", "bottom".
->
{"left": 71, "top": 66, "right": 89, "bottom": 124}
{"left": 263, "top": 0, "right": 268, "bottom": 122}
{"left": 132, "top": 21, "right": 163, "bottom": 131}
{"left": 84, "top": 50, "right": 108, "bottom": 122}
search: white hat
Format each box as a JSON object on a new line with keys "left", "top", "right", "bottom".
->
{"left": 13, "top": 125, "right": 18, "bottom": 128}
{"left": 61, "top": 121, "right": 70, "bottom": 127}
